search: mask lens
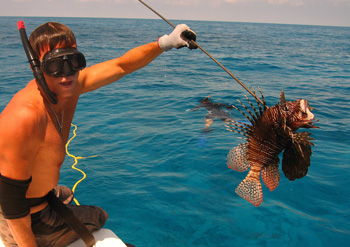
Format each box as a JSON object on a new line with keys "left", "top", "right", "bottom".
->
{"left": 41, "top": 48, "right": 86, "bottom": 77}
{"left": 45, "top": 58, "right": 62, "bottom": 74}
{"left": 68, "top": 53, "right": 85, "bottom": 70}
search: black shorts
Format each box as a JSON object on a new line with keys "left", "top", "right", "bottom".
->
{"left": 0, "top": 186, "right": 107, "bottom": 247}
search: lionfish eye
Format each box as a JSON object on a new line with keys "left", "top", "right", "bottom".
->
{"left": 298, "top": 110, "right": 308, "bottom": 119}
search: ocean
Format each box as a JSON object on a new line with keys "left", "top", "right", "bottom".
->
{"left": 0, "top": 16, "right": 349, "bottom": 246}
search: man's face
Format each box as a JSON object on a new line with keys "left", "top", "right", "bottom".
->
{"left": 39, "top": 45, "right": 82, "bottom": 99}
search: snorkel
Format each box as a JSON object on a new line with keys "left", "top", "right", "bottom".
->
{"left": 201, "top": 95, "right": 211, "bottom": 104}
{"left": 17, "top": 21, "right": 58, "bottom": 104}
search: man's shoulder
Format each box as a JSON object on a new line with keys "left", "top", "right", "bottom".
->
{"left": 0, "top": 93, "right": 47, "bottom": 134}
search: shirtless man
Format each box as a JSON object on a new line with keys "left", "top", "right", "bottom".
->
{"left": 0, "top": 22, "right": 196, "bottom": 247}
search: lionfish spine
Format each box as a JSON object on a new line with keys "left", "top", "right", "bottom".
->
{"left": 225, "top": 120, "right": 252, "bottom": 138}
{"left": 257, "top": 87, "right": 268, "bottom": 112}
{"left": 231, "top": 104, "right": 254, "bottom": 124}
{"left": 226, "top": 120, "right": 250, "bottom": 131}
{"left": 244, "top": 95, "right": 261, "bottom": 120}
{"left": 237, "top": 99, "right": 258, "bottom": 123}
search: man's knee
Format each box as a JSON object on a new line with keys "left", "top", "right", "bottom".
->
{"left": 102, "top": 208, "right": 108, "bottom": 222}
{"left": 96, "top": 207, "right": 108, "bottom": 228}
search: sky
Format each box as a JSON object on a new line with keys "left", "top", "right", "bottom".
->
{"left": 1, "top": 0, "right": 350, "bottom": 27}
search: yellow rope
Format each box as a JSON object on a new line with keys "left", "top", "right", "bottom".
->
{"left": 65, "top": 123, "right": 97, "bottom": 205}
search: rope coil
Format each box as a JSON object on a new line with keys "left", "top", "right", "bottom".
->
{"left": 65, "top": 123, "right": 97, "bottom": 205}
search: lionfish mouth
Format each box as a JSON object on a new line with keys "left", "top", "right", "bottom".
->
{"left": 298, "top": 99, "right": 318, "bottom": 128}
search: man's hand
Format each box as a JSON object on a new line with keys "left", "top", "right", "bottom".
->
{"left": 158, "top": 24, "right": 198, "bottom": 51}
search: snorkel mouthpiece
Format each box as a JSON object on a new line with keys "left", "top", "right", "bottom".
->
{"left": 17, "top": 21, "right": 58, "bottom": 104}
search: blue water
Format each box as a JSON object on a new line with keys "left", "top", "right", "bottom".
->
{"left": 1, "top": 17, "right": 350, "bottom": 246}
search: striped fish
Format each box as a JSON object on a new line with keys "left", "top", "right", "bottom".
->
{"left": 226, "top": 89, "right": 317, "bottom": 206}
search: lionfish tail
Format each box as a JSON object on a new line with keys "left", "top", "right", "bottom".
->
{"left": 235, "top": 175, "right": 263, "bottom": 207}
{"left": 227, "top": 143, "right": 250, "bottom": 172}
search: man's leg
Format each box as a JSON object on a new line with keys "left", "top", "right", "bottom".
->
{"left": 32, "top": 186, "right": 108, "bottom": 247}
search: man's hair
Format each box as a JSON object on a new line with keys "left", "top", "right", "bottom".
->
{"left": 29, "top": 22, "right": 77, "bottom": 59}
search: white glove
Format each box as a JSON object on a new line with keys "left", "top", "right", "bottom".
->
{"left": 158, "top": 24, "right": 197, "bottom": 52}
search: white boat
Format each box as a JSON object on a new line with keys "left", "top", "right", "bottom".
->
{"left": 0, "top": 228, "right": 126, "bottom": 247}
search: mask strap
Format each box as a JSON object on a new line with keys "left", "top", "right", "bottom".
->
{"left": 17, "top": 21, "right": 58, "bottom": 104}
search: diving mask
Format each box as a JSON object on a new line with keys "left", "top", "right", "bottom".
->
{"left": 41, "top": 48, "right": 86, "bottom": 77}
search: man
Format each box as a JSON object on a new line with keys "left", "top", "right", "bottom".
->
{"left": 191, "top": 96, "right": 234, "bottom": 131}
{"left": 0, "top": 21, "right": 197, "bottom": 247}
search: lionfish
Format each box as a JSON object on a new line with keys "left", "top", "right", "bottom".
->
{"left": 226, "top": 89, "right": 317, "bottom": 207}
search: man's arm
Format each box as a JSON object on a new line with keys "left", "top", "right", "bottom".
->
{"left": 79, "top": 41, "right": 162, "bottom": 94}
{"left": 191, "top": 104, "right": 203, "bottom": 111}
{"left": 7, "top": 217, "right": 37, "bottom": 247}
{"left": 0, "top": 104, "right": 43, "bottom": 247}
{"left": 79, "top": 24, "right": 197, "bottom": 94}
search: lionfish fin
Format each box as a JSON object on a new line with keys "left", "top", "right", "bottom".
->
{"left": 227, "top": 143, "right": 250, "bottom": 172}
{"left": 261, "top": 161, "right": 280, "bottom": 191}
{"left": 244, "top": 95, "right": 261, "bottom": 119}
{"left": 282, "top": 141, "right": 312, "bottom": 181}
{"left": 240, "top": 97, "right": 259, "bottom": 123}
{"left": 258, "top": 87, "right": 268, "bottom": 112}
{"left": 292, "top": 131, "right": 315, "bottom": 146}
{"left": 280, "top": 90, "right": 287, "bottom": 105}
{"left": 230, "top": 87, "right": 269, "bottom": 129}
{"left": 235, "top": 173, "right": 263, "bottom": 207}
{"left": 225, "top": 120, "right": 250, "bottom": 138}
{"left": 235, "top": 100, "right": 254, "bottom": 124}
{"left": 249, "top": 87, "right": 263, "bottom": 114}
